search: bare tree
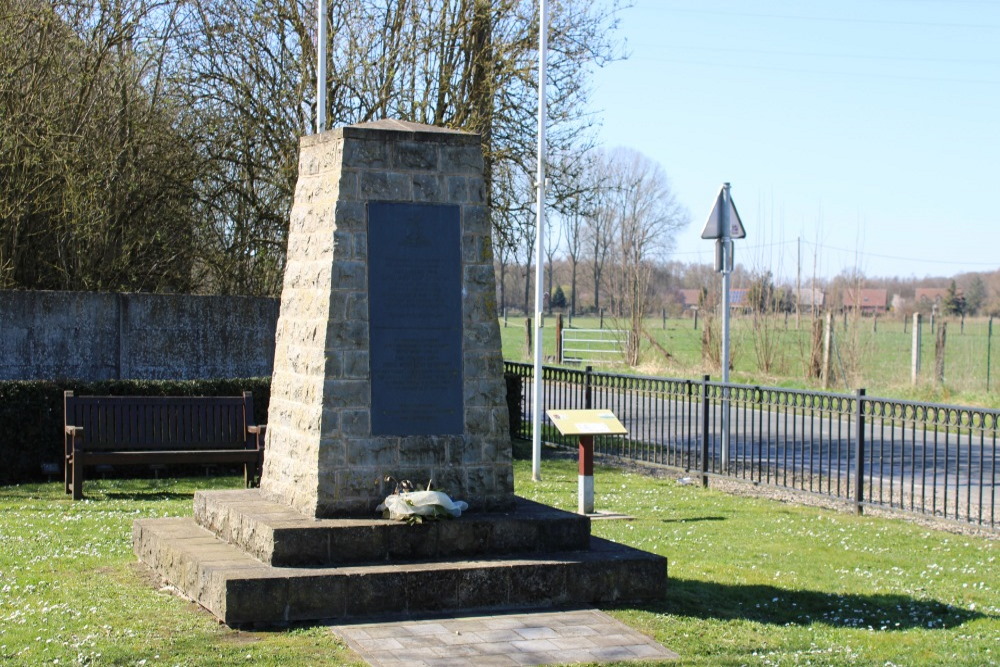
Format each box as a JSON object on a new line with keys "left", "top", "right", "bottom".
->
{"left": 493, "top": 229, "right": 516, "bottom": 315}
{"left": 491, "top": 159, "right": 533, "bottom": 314}
{"left": 518, "top": 223, "right": 535, "bottom": 316}
{"left": 543, "top": 212, "right": 562, "bottom": 314}
{"left": 0, "top": 0, "right": 200, "bottom": 292}
{"left": 600, "top": 148, "right": 688, "bottom": 365}
{"left": 563, "top": 202, "right": 585, "bottom": 316}
{"left": 582, "top": 157, "right": 616, "bottom": 314}
{"left": 553, "top": 147, "right": 599, "bottom": 316}
{"left": 173, "top": 0, "right": 623, "bottom": 295}
{"left": 2, "top": 0, "right": 623, "bottom": 296}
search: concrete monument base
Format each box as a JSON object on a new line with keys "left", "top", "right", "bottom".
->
{"left": 134, "top": 489, "right": 666, "bottom": 627}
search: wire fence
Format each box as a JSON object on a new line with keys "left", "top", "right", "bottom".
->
{"left": 505, "top": 361, "right": 998, "bottom": 529}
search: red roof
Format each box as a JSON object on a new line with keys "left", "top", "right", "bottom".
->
{"left": 915, "top": 288, "right": 950, "bottom": 303}
{"left": 843, "top": 288, "right": 887, "bottom": 308}
{"left": 678, "top": 289, "right": 701, "bottom": 308}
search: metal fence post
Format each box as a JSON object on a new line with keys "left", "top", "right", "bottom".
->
{"left": 701, "top": 374, "right": 710, "bottom": 487}
{"left": 555, "top": 314, "right": 564, "bottom": 363}
{"left": 854, "top": 388, "right": 866, "bottom": 515}
{"left": 584, "top": 365, "right": 593, "bottom": 410}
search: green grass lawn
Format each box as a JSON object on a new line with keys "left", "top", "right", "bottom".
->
{"left": 502, "top": 314, "right": 1000, "bottom": 408}
{"left": 1, "top": 466, "right": 996, "bottom": 666}
{"left": 0, "top": 477, "right": 362, "bottom": 667}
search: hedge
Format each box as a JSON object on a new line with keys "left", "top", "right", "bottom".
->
{"left": 0, "top": 373, "right": 523, "bottom": 486}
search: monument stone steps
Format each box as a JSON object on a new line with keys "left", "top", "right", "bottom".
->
{"left": 133, "top": 512, "right": 666, "bottom": 627}
{"left": 191, "top": 490, "right": 592, "bottom": 567}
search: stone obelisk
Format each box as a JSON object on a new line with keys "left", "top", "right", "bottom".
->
{"left": 259, "top": 120, "right": 513, "bottom": 517}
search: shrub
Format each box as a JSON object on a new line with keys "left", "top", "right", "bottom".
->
{"left": 504, "top": 372, "right": 522, "bottom": 438}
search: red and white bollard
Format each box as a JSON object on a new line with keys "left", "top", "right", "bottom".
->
{"left": 578, "top": 434, "right": 594, "bottom": 515}
{"left": 546, "top": 409, "right": 626, "bottom": 517}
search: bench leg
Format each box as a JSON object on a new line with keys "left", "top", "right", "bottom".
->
{"left": 71, "top": 452, "right": 84, "bottom": 501}
{"left": 65, "top": 454, "right": 71, "bottom": 495}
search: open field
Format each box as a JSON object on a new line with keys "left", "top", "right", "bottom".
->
{"left": 501, "top": 314, "right": 1000, "bottom": 408}
{"left": 1, "top": 461, "right": 996, "bottom": 666}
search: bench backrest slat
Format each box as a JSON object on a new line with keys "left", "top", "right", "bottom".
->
{"left": 65, "top": 395, "right": 250, "bottom": 451}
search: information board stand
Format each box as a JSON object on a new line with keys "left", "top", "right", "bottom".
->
{"left": 545, "top": 409, "right": 627, "bottom": 515}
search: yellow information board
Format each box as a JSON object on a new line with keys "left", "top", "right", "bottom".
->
{"left": 545, "top": 409, "right": 627, "bottom": 437}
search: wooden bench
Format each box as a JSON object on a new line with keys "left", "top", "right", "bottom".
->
{"left": 64, "top": 391, "right": 266, "bottom": 500}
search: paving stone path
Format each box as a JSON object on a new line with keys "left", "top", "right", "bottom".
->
{"left": 330, "top": 607, "right": 679, "bottom": 666}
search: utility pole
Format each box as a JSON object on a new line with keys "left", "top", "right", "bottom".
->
{"left": 796, "top": 236, "right": 801, "bottom": 330}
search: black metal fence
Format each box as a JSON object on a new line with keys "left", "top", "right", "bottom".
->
{"left": 505, "top": 361, "right": 998, "bottom": 529}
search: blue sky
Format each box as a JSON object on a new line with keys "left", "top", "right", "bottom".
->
{"left": 589, "top": 0, "right": 999, "bottom": 282}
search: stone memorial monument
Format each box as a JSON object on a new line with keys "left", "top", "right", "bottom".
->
{"left": 259, "top": 120, "right": 513, "bottom": 516}
{"left": 134, "top": 120, "right": 665, "bottom": 626}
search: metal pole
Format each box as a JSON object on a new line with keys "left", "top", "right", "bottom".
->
{"left": 316, "top": 0, "right": 327, "bottom": 133}
{"left": 854, "top": 388, "right": 866, "bottom": 515}
{"left": 701, "top": 374, "right": 710, "bottom": 487}
{"left": 720, "top": 183, "right": 732, "bottom": 470}
{"left": 988, "top": 317, "right": 993, "bottom": 392}
{"left": 531, "top": 0, "right": 548, "bottom": 482}
{"left": 911, "top": 312, "right": 922, "bottom": 385}
{"left": 796, "top": 236, "right": 801, "bottom": 330}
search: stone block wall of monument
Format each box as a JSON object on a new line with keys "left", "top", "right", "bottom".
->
{"left": 260, "top": 121, "right": 513, "bottom": 517}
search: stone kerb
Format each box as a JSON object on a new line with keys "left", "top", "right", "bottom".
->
{"left": 261, "top": 122, "right": 513, "bottom": 518}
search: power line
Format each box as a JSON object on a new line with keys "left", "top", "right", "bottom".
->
{"left": 799, "top": 240, "right": 1000, "bottom": 268}
{"left": 655, "top": 7, "right": 1000, "bottom": 31}
{"left": 630, "top": 43, "right": 1000, "bottom": 67}
{"left": 671, "top": 238, "right": 999, "bottom": 269}
{"left": 626, "top": 56, "right": 1000, "bottom": 87}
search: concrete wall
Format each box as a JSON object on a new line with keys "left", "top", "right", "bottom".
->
{"left": 0, "top": 290, "right": 279, "bottom": 381}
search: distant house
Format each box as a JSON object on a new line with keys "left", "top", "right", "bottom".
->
{"left": 679, "top": 288, "right": 759, "bottom": 313}
{"left": 678, "top": 289, "right": 702, "bottom": 310}
{"left": 843, "top": 288, "right": 887, "bottom": 315}
{"left": 795, "top": 287, "right": 825, "bottom": 310}
{"left": 915, "top": 288, "right": 950, "bottom": 307}
{"left": 730, "top": 288, "right": 749, "bottom": 313}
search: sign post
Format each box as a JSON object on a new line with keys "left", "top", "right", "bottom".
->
{"left": 546, "top": 409, "right": 627, "bottom": 514}
{"left": 701, "top": 183, "right": 746, "bottom": 471}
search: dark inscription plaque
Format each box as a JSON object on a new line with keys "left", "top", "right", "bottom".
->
{"left": 368, "top": 202, "right": 463, "bottom": 435}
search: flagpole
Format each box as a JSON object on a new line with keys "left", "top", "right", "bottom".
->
{"left": 316, "top": 0, "right": 327, "bottom": 133}
{"left": 531, "top": 0, "right": 548, "bottom": 482}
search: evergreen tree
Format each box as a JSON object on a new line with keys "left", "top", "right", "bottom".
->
{"left": 550, "top": 285, "right": 567, "bottom": 309}
{"left": 965, "top": 275, "right": 986, "bottom": 315}
{"left": 943, "top": 280, "right": 966, "bottom": 316}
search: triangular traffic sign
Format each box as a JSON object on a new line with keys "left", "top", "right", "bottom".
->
{"left": 700, "top": 187, "right": 746, "bottom": 239}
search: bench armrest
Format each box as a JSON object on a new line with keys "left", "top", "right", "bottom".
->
{"left": 247, "top": 424, "right": 267, "bottom": 449}
{"left": 65, "top": 426, "right": 84, "bottom": 436}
